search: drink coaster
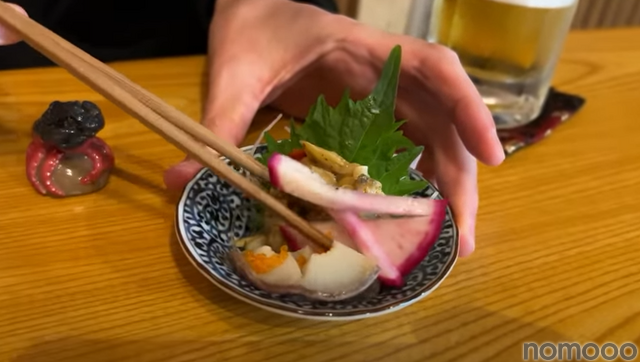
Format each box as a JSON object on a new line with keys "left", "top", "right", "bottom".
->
{"left": 497, "top": 88, "right": 586, "bottom": 156}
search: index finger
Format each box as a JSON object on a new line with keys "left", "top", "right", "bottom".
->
{"left": 408, "top": 42, "right": 505, "bottom": 166}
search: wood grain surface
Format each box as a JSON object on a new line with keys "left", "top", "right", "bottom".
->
{"left": 1, "top": 27, "right": 640, "bottom": 362}
{"left": 572, "top": 0, "right": 640, "bottom": 29}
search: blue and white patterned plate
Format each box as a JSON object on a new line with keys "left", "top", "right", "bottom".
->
{"left": 175, "top": 145, "right": 459, "bottom": 321}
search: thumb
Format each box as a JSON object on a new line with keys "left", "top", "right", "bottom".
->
{"left": 0, "top": 4, "right": 27, "bottom": 45}
{"left": 163, "top": 0, "right": 340, "bottom": 192}
{"left": 200, "top": 57, "right": 269, "bottom": 146}
{"left": 163, "top": 54, "right": 272, "bottom": 191}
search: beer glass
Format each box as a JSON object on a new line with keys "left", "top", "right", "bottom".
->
{"left": 427, "top": 0, "right": 579, "bottom": 129}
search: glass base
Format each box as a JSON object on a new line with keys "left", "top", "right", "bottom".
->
{"left": 473, "top": 80, "right": 549, "bottom": 130}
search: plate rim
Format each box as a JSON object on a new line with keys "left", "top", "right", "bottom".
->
{"left": 174, "top": 145, "right": 460, "bottom": 320}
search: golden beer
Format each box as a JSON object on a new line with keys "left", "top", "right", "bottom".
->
{"left": 428, "top": 0, "right": 578, "bottom": 128}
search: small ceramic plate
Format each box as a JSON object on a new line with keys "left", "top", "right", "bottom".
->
{"left": 175, "top": 145, "right": 459, "bottom": 321}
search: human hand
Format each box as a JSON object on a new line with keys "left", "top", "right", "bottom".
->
{"left": 0, "top": 3, "right": 27, "bottom": 45}
{"left": 163, "top": 0, "right": 505, "bottom": 257}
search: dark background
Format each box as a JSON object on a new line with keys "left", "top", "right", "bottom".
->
{"left": 0, "top": 0, "right": 338, "bottom": 70}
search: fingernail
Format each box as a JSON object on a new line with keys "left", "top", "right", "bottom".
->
{"left": 459, "top": 242, "right": 475, "bottom": 257}
{"left": 491, "top": 132, "right": 506, "bottom": 164}
{"left": 458, "top": 222, "right": 476, "bottom": 257}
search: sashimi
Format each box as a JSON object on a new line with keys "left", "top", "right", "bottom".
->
{"left": 267, "top": 153, "right": 439, "bottom": 216}
{"left": 330, "top": 210, "right": 404, "bottom": 286}
{"left": 279, "top": 199, "right": 447, "bottom": 286}
{"left": 231, "top": 241, "right": 379, "bottom": 300}
{"left": 299, "top": 241, "right": 379, "bottom": 297}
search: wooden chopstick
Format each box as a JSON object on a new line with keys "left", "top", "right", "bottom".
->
{"left": 86, "top": 54, "right": 270, "bottom": 181}
{"left": 2, "top": 3, "right": 268, "bottom": 181}
{"left": 0, "top": 1, "right": 333, "bottom": 250}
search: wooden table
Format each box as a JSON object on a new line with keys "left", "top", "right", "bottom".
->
{"left": 1, "top": 27, "right": 639, "bottom": 362}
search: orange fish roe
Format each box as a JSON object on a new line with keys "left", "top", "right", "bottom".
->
{"left": 243, "top": 246, "right": 289, "bottom": 274}
{"left": 295, "top": 254, "right": 308, "bottom": 269}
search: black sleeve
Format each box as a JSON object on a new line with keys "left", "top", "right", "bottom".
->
{"left": 196, "top": 0, "right": 339, "bottom": 34}
{"left": 293, "top": 0, "right": 339, "bottom": 13}
{"left": 0, "top": 0, "right": 340, "bottom": 70}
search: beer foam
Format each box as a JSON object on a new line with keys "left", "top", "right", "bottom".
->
{"left": 491, "top": 0, "right": 576, "bottom": 8}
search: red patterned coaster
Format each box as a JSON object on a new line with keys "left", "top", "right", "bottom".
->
{"left": 497, "top": 88, "right": 586, "bottom": 156}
